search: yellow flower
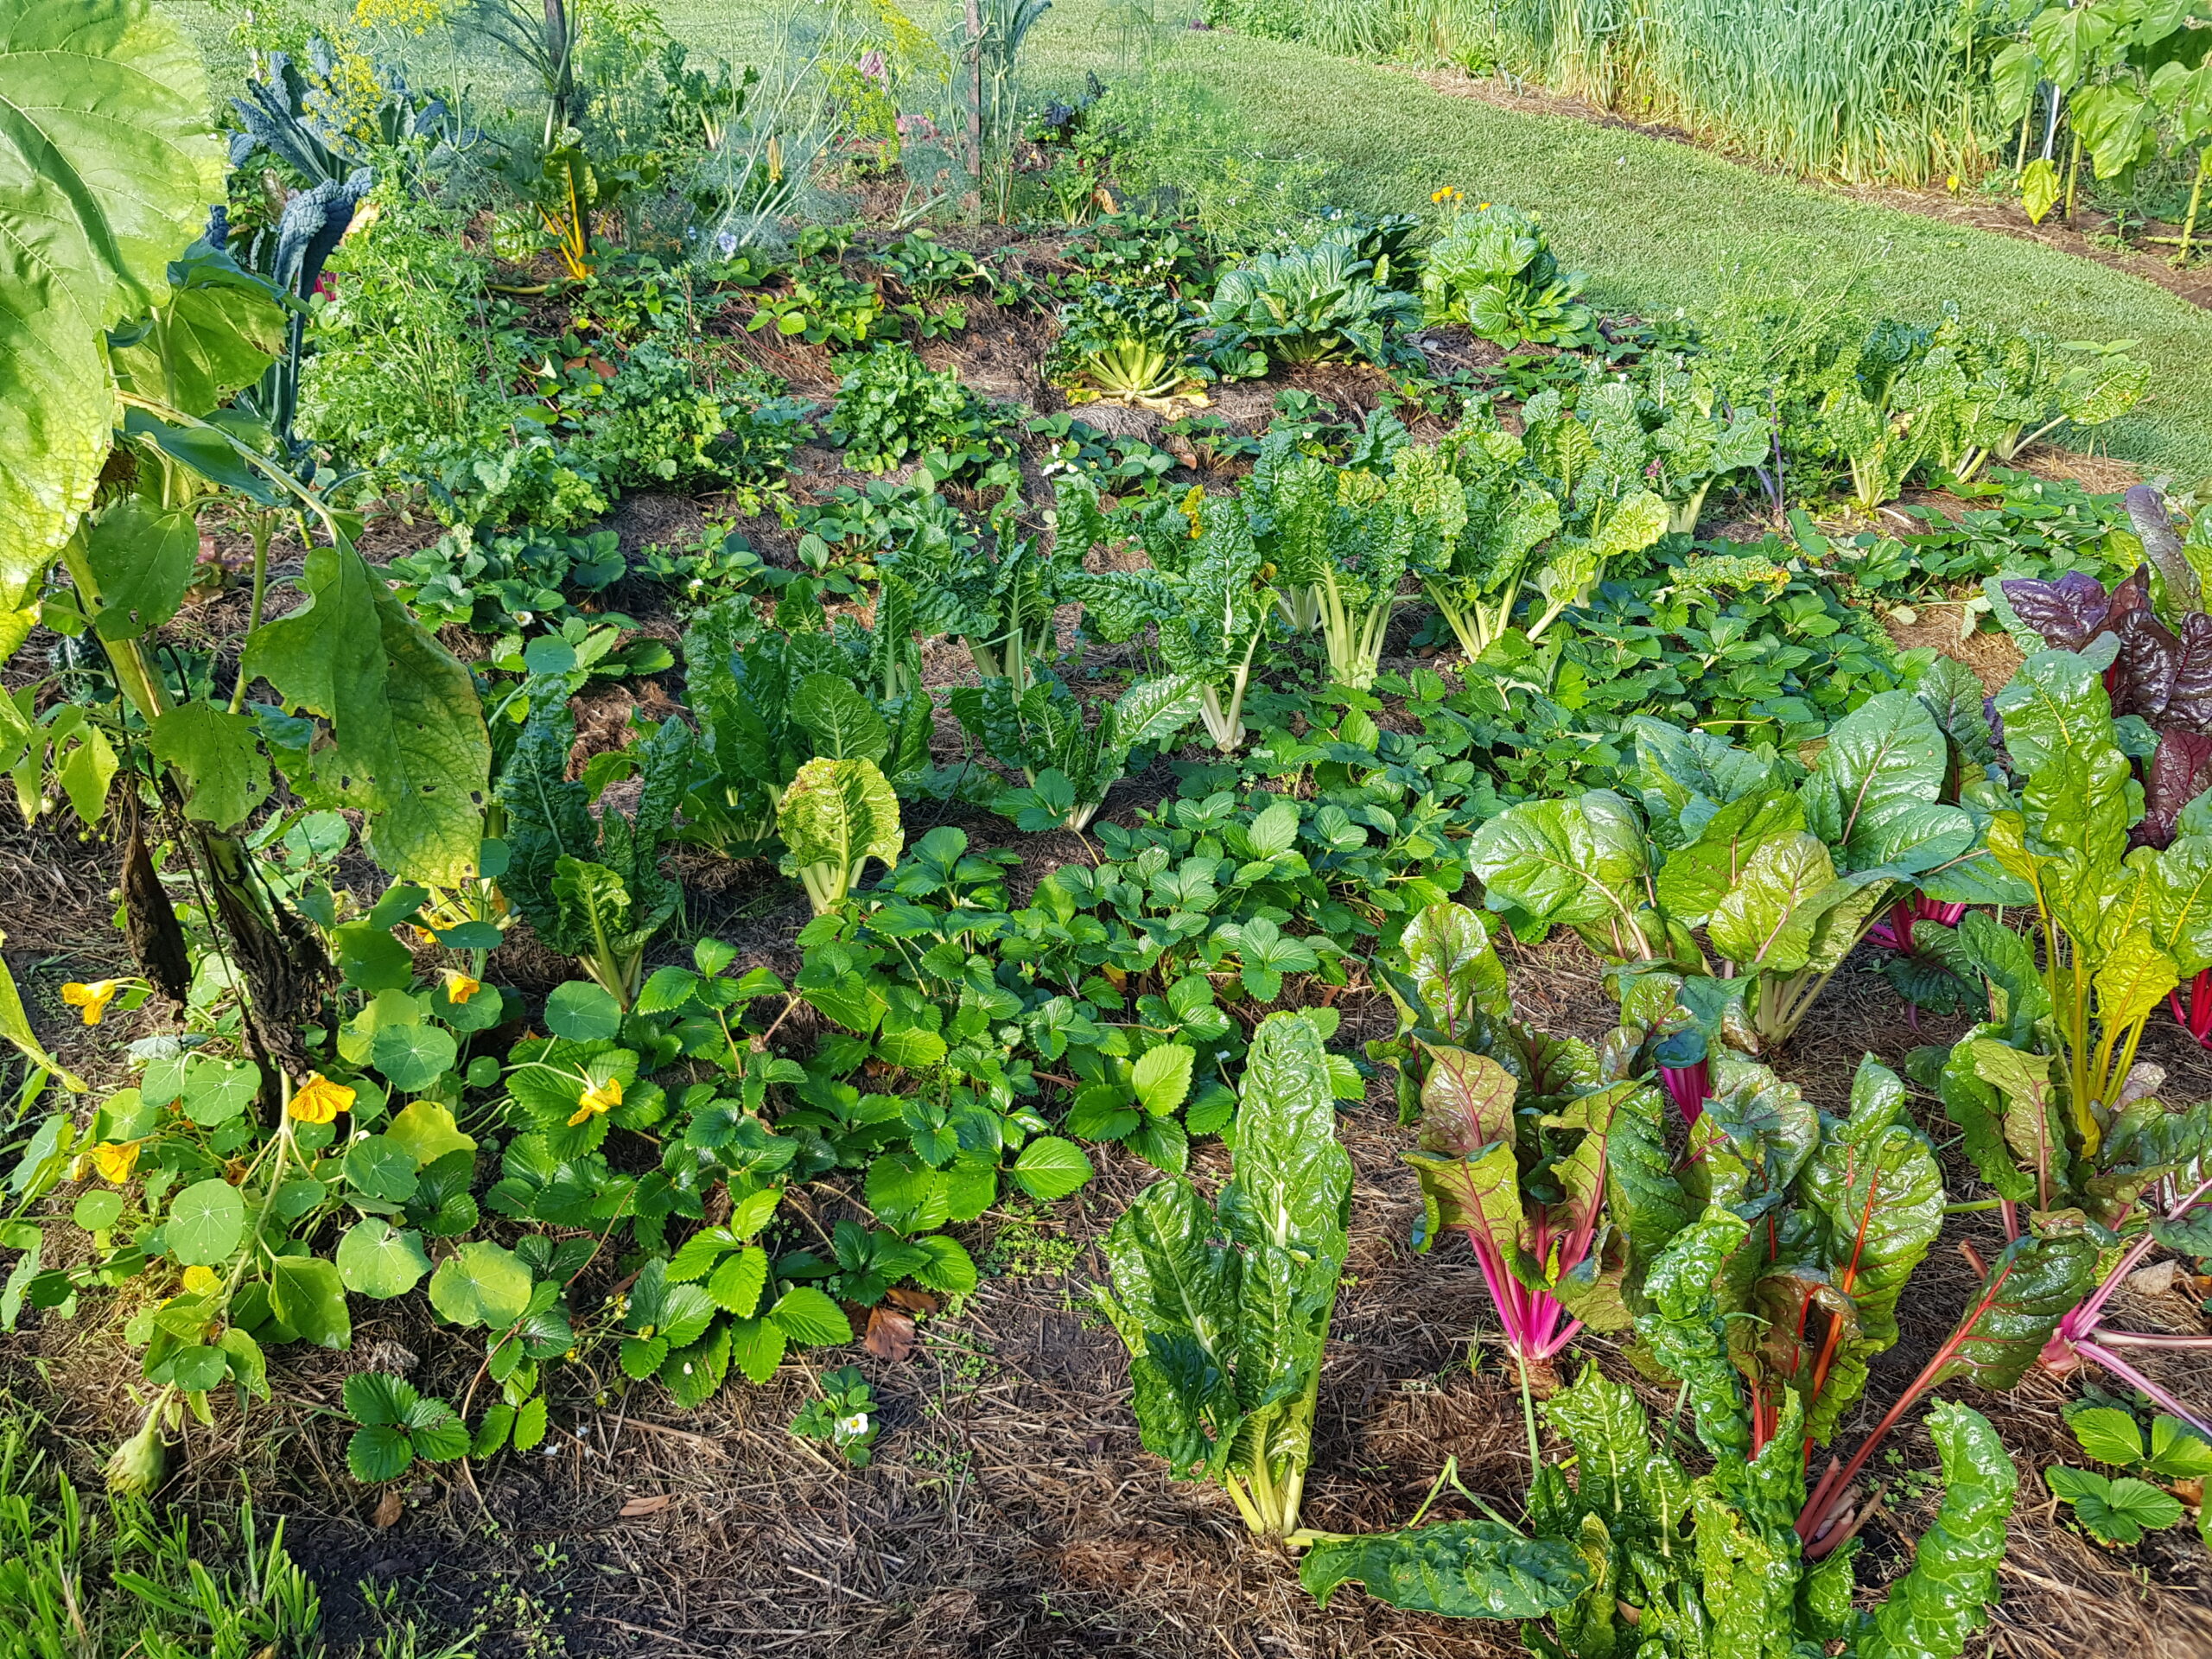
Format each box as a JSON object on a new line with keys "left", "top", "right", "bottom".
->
{"left": 412, "top": 925, "right": 440, "bottom": 946}
{"left": 181, "top": 1265, "right": 220, "bottom": 1297}
{"left": 62, "top": 980, "right": 120, "bottom": 1026}
{"left": 90, "top": 1141, "right": 139, "bottom": 1185}
{"left": 288, "top": 1072, "right": 356, "bottom": 1125}
{"left": 568, "top": 1075, "right": 623, "bottom": 1128}
{"left": 442, "top": 968, "right": 482, "bottom": 1005}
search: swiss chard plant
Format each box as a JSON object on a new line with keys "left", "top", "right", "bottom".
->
{"left": 776, "top": 756, "right": 905, "bottom": 914}
{"left": 950, "top": 671, "right": 1200, "bottom": 832}
{"left": 1470, "top": 693, "right": 1998, "bottom": 1051}
{"left": 1096, "top": 1010, "right": 1351, "bottom": 1541}
{"left": 1303, "top": 1244, "right": 2019, "bottom": 1659}
{"left": 496, "top": 695, "right": 690, "bottom": 1007}
{"left": 1414, "top": 418, "right": 1669, "bottom": 659}
{"left": 878, "top": 489, "right": 1069, "bottom": 694}
{"left": 1064, "top": 481, "right": 1282, "bottom": 753}
{"left": 677, "top": 594, "right": 931, "bottom": 857}
{"left": 1246, "top": 435, "right": 1462, "bottom": 690}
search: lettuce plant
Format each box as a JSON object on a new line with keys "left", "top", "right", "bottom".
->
{"left": 1417, "top": 201, "right": 1591, "bottom": 348}
{"left": 497, "top": 698, "right": 690, "bottom": 1007}
{"left": 950, "top": 671, "right": 1200, "bottom": 831}
{"left": 1096, "top": 1011, "right": 1351, "bottom": 1541}
{"left": 1204, "top": 234, "right": 1420, "bottom": 367}
{"left": 1246, "top": 437, "right": 1463, "bottom": 689}
{"left": 1470, "top": 694, "right": 1994, "bottom": 1050}
{"left": 1063, "top": 482, "right": 1281, "bottom": 752}
{"left": 1043, "top": 284, "right": 1210, "bottom": 412}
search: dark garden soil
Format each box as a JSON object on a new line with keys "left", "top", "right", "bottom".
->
{"left": 1399, "top": 66, "right": 2212, "bottom": 315}
{"left": 3, "top": 239, "right": 2210, "bottom": 1657}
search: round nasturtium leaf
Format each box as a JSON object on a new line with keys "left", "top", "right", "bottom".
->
{"left": 166, "top": 1178, "right": 246, "bottom": 1266}
{"left": 73, "top": 1189, "right": 124, "bottom": 1232}
{"left": 162, "top": 1344, "right": 231, "bottom": 1392}
{"left": 336, "top": 1218, "right": 432, "bottom": 1300}
{"left": 372, "top": 1022, "right": 457, "bottom": 1094}
{"left": 343, "top": 1134, "right": 419, "bottom": 1203}
{"left": 543, "top": 980, "right": 621, "bottom": 1042}
{"left": 181, "top": 1059, "right": 261, "bottom": 1126}
{"left": 521, "top": 637, "right": 576, "bottom": 677}
{"left": 428, "top": 1240, "right": 532, "bottom": 1329}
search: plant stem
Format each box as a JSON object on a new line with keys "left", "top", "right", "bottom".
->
{"left": 229, "top": 512, "right": 274, "bottom": 715}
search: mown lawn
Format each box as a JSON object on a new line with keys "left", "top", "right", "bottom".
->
{"left": 166, "top": 0, "right": 2212, "bottom": 473}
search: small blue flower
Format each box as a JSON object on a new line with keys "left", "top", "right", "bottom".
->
{"left": 716, "top": 230, "right": 739, "bottom": 257}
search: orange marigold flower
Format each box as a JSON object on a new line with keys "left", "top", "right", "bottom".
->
{"left": 61, "top": 980, "right": 120, "bottom": 1026}
{"left": 288, "top": 1072, "right": 356, "bottom": 1125}
{"left": 568, "top": 1075, "right": 623, "bottom": 1128}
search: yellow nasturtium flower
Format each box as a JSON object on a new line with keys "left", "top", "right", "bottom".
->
{"left": 288, "top": 1072, "right": 356, "bottom": 1125}
{"left": 89, "top": 1141, "right": 140, "bottom": 1185}
{"left": 442, "top": 968, "right": 482, "bottom": 1005}
{"left": 181, "top": 1265, "right": 220, "bottom": 1296}
{"left": 61, "top": 980, "right": 120, "bottom": 1026}
{"left": 568, "top": 1075, "right": 623, "bottom": 1128}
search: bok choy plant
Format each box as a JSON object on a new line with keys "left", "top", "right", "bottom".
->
{"left": 1063, "top": 480, "right": 1281, "bottom": 753}
{"left": 1204, "top": 233, "right": 1420, "bottom": 368}
{"left": 1096, "top": 1010, "right": 1350, "bottom": 1541}
{"left": 1470, "top": 694, "right": 1999, "bottom": 1051}
{"left": 1044, "top": 284, "right": 1211, "bottom": 412}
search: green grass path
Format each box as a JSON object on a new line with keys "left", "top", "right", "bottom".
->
{"left": 163, "top": 0, "right": 2212, "bottom": 472}
{"left": 1025, "top": 3, "right": 2212, "bottom": 476}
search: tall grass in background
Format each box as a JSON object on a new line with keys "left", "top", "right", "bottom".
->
{"left": 1211, "top": 0, "right": 2014, "bottom": 187}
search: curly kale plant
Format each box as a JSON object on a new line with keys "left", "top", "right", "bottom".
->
{"left": 1044, "top": 283, "right": 1211, "bottom": 411}
{"left": 1205, "top": 234, "right": 1420, "bottom": 367}
{"left": 1419, "top": 202, "right": 1592, "bottom": 348}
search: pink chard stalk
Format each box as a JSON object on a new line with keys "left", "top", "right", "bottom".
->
{"left": 1657, "top": 1057, "right": 1710, "bottom": 1128}
{"left": 1403, "top": 1040, "right": 1630, "bottom": 1364}
{"left": 2171, "top": 969, "right": 2212, "bottom": 1046}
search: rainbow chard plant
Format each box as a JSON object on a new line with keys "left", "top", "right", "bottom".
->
{"left": 1403, "top": 1039, "right": 1662, "bottom": 1370}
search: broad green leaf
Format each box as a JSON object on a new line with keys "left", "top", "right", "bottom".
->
{"left": 268, "top": 1254, "right": 351, "bottom": 1349}
{"left": 1012, "top": 1135, "right": 1093, "bottom": 1201}
{"left": 2152, "top": 833, "right": 2212, "bottom": 977}
{"left": 0, "top": 0, "right": 226, "bottom": 609}
{"left": 2045, "top": 1464, "right": 2180, "bottom": 1547}
{"left": 428, "top": 1241, "right": 532, "bottom": 1329}
{"left": 790, "top": 672, "right": 887, "bottom": 761}
{"left": 766, "top": 1285, "right": 852, "bottom": 1347}
{"left": 2147, "top": 1415, "right": 2212, "bottom": 1479}
{"left": 335, "top": 1218, "right": 431, "bottom": 1300}
{"left": 1704, "top": 832, "right": 1847, "bottom": 974}
{"left": 1096, "top": 1176, "right": 1241, "bottom": 1478}
{"left": 347, "top": 1423, "right": 413, "bottom": 1483}
{"left": 166, "top": 1177, "right": 244, "bottom": 1266}
{"left": 342, "top": 1134, "right": 418, "bottom": 1204}
{"left": 1793, "top": 1056, "right": 1943, "bottom": 1442}
{"left": 2067, "top": 1405, "right": 2148, "bottom": 1468}
{"left": 1650, "top": 789, "right": 1805, "bottom": 924}
{"left": 107, "top": 250, "right": 283, "bottom": 417}
{"left": 1634, "top": 1204, "right": 1751, "bottom": 1461}
{"left": 2094, "top": 931, "right": 2180, "bottom": 1037}
{"left": 1469, "top": 792, "right": 1650, "bottom": 948}
{"left": 85, "top": 499, "right": 197, "bottom": 641}
{"left": 73, "top": 1189, "right": 122, "bottom": 1233}
{"left": 1927, "top": 1231, "right": 2100, "bottom": 1393}
{"left": 1217, "top": 1011, "right": 1352, "bottom": 1258}
{"left": 242, "top": 540, "right": 491, "bottom": 885}
{"left": 1395, "top": 899, "right": 1512, "bottom": 1031}
{"left": 385, "top": 1101, "right": 475, "bottom": 1167}
{"left": 543, "top": 980, "right": 621, "bottom": 1042}
{"left": 777, "top": 755, "right": 902, "bottom": 897}
{"left": 1967, "top": 1038, "right": 2063, "bottom": 1203}
{"left": 1298, "top": 1519, "right": 1592, "bottom": 1616}
{"left": 372, "top": 1022, "right": 456, "bottom": 1095}
{"left": 1801, "top": 690, "right": 1958, "bottom": 870}
{"left": 149, "top": 702, "right": 270, "bottom": 828}
{"left": 1132, "top": 1044, "right": 1195, "bottom": 1116}
{"left": 343, "top": 1371, "right": 417, "bottom": 1430}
